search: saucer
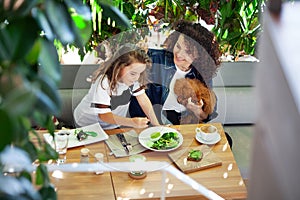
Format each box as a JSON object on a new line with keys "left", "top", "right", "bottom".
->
{"left": 195, "top": 133, "right": 221, "bottom": 145}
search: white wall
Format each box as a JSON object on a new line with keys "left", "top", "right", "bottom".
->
{"left": 212, "top": 62, "right": 257, "bottom": 124}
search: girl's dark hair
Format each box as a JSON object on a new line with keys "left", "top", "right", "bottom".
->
{"left": 92, "top": 44, "right": 152, "bottom": 93}
{"left": 164, "top": 20, "right": 221, "bottom": 83}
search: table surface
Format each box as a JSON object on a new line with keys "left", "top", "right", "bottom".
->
{"left": 35, "top": 123, "right": 247, "bottom": 200}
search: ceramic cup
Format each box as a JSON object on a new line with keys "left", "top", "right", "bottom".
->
{"left": 195, "top": 125, "right": 219, "bottom": 141}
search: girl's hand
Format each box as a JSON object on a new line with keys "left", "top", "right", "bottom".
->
{"left": 132, "top": 117, "right": 150, "bottom": 128}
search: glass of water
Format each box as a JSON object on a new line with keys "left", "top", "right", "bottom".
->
{"left": 54, "top": 131, "right": 69, "bottom": 164}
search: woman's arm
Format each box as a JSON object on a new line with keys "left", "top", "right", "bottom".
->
{"left": 98, "top": 112, "right": 150, "bottom": 129}
{"left": 136, "top": 93, "right": 160, "bottom": 126}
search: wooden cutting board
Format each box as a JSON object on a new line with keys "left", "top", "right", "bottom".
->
{"left": 168, "top": 146, "right": 222, "bottom": 173}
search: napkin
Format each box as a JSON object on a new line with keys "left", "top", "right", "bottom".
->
{"left": 105, "top": 130, "right": 147, "bottom": 157}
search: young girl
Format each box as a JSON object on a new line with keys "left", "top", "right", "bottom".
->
{"left": 74, "top": 44, "right": 160, "bottom": 130}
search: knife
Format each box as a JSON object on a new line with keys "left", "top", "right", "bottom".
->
{"left": 116, "top": 133, "right": 132, "bottom": 153}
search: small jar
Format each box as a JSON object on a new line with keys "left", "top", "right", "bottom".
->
{"left": 94, "top": 153, "right": 104, "bottom": 175}
{"left": 80, "top": 148, "right": 89, "bottom": 163}
{"left": 128, "top": 155, "right": 147, "bottom": 179}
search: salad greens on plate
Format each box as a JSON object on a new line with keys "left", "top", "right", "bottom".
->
{"left": 139, "top": 126, "right": 183, "bottom": 152}
{"left": 146, "top": 132, "right": 179, "bottom": 150}
{"left": 74, "top": 129, "right": 98, "bottom": 141}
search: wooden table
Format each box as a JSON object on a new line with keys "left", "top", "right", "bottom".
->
{"left": 36, "top": 123, "right": 247, "bottom": 200}
{"left": 106, "top": 123, "right": 247, "bottom": 200}
{"left": 45, "top": 140, "right": 115, "bottom": 199}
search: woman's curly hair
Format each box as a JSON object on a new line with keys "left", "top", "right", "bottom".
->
{"left": 164, "top": 20, "right": 221, "bottom": 84}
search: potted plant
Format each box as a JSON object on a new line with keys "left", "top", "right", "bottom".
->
{"left": 212, "top": 0, "right": 263, "bottom": 61}
{"left": 77, "top": 0, "right": 263, "bottom": 61}
{"left": 0, "top": 1, "right": 92, "bottom": 199}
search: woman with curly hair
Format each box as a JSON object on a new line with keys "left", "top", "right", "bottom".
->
{"left": 130, "top": 20, "right": 221, "bottom": 124}
{"left": 129, "top": 20, "right": 233, "bottom": 147}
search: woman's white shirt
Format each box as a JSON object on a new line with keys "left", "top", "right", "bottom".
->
{"left": 163, "top": 65, "right": 190, "bottom": 112}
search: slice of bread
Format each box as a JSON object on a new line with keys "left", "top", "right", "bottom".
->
{"left": 187, "top": 149, "right": 203, "bottom": 162}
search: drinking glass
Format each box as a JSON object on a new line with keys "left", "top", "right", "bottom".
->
{"left": 94, "top": 153, "right": 104, "bottom": 175}
{"left": 54, "top": 131, "right": 69, "bottom": 164}
{"left": 128, "top": 155, "right": 147, "bottom": 179}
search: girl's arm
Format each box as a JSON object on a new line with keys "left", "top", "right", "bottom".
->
{"left": 98, "top": 112, "right": 150, "bottom": 129}
{"left": 136, "top": 93, "right": 160, "bottom": 126}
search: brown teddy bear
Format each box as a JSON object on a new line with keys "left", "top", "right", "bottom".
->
{"left": 174, "top": 78, "right": 216, "bottom": 124}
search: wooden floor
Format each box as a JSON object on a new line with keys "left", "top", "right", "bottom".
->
{"left": 224, "top": 124, "right": 254, "bottom": 180}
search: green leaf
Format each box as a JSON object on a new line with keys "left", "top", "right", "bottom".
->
{"left": 65, "top": 0, "right": 93, "bottom": 48}
{"left": 33, "top": 77, "right": 61, "bottom": 116}
{"left": 36, "top": 164, "right": 50, "bottom": 186}
{"left": 226, "top": 31, "right": 242, "bottom": 42}
{"left": 99, "top": 2, "right": 132, "bottom": 29}
{"left": 71, "top": 14, "right": 93, "bottom": 47}
{"left": 33, "top": 91, "right": 58, "bottom": 117}
{"left": 184, "top": 10, "right": 198, "bottom": 22}
{"left": 39, "top": 77, "right": 61, "bottom": 111}
{"left": 20, "top": 171, "right": 33, "bottom": 183}
{"left": 144, "top": 0, "right": 158, "bottom": 5}
{"left": 25, "top": 38, "right": 42, "bottom": 65}
{"left": 65, "top": 0, "right": 91, "bottom": 20}
{"left": 2, "top": 86, "right": 36, "bottom": 117}
{"left": 45, "top": 0, "right": 76, "bottom": 44}
{"left": 0, "top": 17, "right": 39, "bottom": 62}
{"left": 38, "top": 39, "right": 61, "bottom": 84}
{"left": 0, "top": 109, "right": 14, "bottom": 151}
{"left": 30, "top": 129, "right": 43, "bottom": 147}
{"left": 85, "top": 131, "right": 98, "bottom": 137}
{"left": 32, "top": 112, "right": 51, "bottom": 130}
{"left": 123, "top": 2, "right": 136, "bottom": 19}
{"left": 38, "top": 142, "right": 58, "bottom": 162}
{"left": 20, "top": 116, "right": 32, "bottom": 131}
{"left": 38, "top": 184, "right": 57, "bottom": 200}
{"left": 221, "top": 29, "right": 229, "bottom": 40}
{"left": 21, "top": 141, "right": 39, "bottom": 161}
{"left": 32, "top": 7, "right": 55, "bottom": 41}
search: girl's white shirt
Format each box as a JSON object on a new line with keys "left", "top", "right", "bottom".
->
{"left": 74, "top": 75, "right": 144, "bottom": 130}
{"left": 163, "top": 65, "right": 191, "bottom": 112}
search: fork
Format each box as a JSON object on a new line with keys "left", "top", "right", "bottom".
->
{"left": 116, "top": 133, "right": 132, "bottom": 153}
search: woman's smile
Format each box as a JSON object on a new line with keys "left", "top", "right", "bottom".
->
{"left": 173, "top": 34, "right": 194, "bottom": 72}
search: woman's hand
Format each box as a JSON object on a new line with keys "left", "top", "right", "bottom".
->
{"left": 132, "top": 117, "right": 150, "bottom": 128}
{"left": 186, "top": 98, "right": 208, "bottom": 120}
{"left": 186, "top": 98, "right": 203, "bottom": 112}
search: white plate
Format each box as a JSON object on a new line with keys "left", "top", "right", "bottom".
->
{"left": 138, "top": 126, "right": 183, "bottom": 152}
{"left": 195, "top": 133, "right": 221, "bottom": 145}
{"left": 43, "top": 123, "right": 109, "bottom": 148}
